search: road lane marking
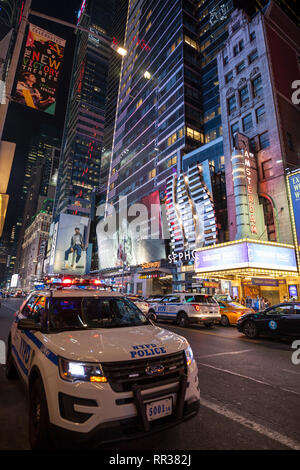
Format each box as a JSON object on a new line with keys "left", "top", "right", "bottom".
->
{"left": 196, "top": 349, "right": 253, "bottom": 359}
{"left": 201, "top": 397, "right": 300, "bottom": 450}
{"left": 198, "top": 362, "right": 300, "bottom": 396}
{"left": 281, "top": 368, "right": 300, "bottom": 376}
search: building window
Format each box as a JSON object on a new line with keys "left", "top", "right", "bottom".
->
{"left": 231, "top": 122, "right": 239, "bottom": 137}
{"left": 225, "top": 71, "right": 233, "bottom": 83}
{"left": 236, "top": 61, "right": 245, "bottom": 74}
{"left": 168, "top": 132, "right": 177, "bottom": 146}
{"left": 248, "top": 49, "right": 258, "bottom": 64}
{"left": 256, "top": 104, "right": 265, "bottom": 123}
{"left": 167, "top": 155, "right": 177, "bottom": 167}
{"left": 249, "top": 137, "right": 257, "bottom": 153}
{"left": 233, "top": 44, "right": 239, "bottom": 56}
{"left": 259, "top": 131, "right": 270, "bottom": 149}
{"left": 252, "top": 74, "right": 263, "bottom": 98}
{"left": 250, "top": 31, "right": 256, "bottom": 41}
{"left": 227, "top": 95, "right": 237, "bottom": 114}
{"left": 242, "top": 113, "right": 253, "bottom": 132}
{"left": 149, "top": 168, "right": 156, "bottom": 179}
{"left": 262, "top": 159, "right": 273, "bottom": 179}
{"left": 145, "top": 22, "right": 151, "bottom": 33}
{"left": 239, "top": 39, "right": 244, "bottom": 51}
{"left": 186, "top": 127, "right": 203, "bottom": 142}
{"left": 223, "top": 55, "right": 228, "bottom": 65}
{"left": 239, "top": 85, "right": 249, "bottom": 106}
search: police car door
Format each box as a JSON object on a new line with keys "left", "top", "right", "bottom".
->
{"left": 13, "top": 294, "right": 39, "bottom": 381}
{"left": 166, "top": 295, "right": 181, "bottom": 319}
{"left": 155, "top": 296, "right": 169, "bottom": 319}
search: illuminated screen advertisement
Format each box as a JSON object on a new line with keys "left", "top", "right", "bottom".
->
{"left": 97, "top": 191, "right": 166, "bottom": 270}
{"left": 195, "top": 242, "right": 297, "bottom": 273}
{"left": 14, "top": 24, "right": 65, "bottom": 115}
{"left": 287, "top": 170, "right": 300, "bottom": 248}
{"left": 48, "top": 214, "right": 89, "bottom": 275}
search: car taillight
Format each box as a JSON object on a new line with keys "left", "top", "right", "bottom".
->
{"left": 192, "top": 304, "right": 200, "bottom": 311}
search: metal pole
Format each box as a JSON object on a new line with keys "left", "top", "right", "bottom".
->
{"left": 0, "top": 0, "right": 31, "bottom": 140}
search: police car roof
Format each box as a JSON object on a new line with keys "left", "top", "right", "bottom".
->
{"left": 37, "top": 289, "right": 126, "bottom": 298}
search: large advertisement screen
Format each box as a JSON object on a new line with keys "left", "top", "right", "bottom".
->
{"left": 48, "top": 214, "right": 89, "bottom": 275}
{"left": 195, "top": 242, "right": 297, "bottom": 272}
{"left": 97, "top": 191, "right": 166, "bottom": 270}
{"left": 14, "top": 24, "right": 65, "bottom": 115}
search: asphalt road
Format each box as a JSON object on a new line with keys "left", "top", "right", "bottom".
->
{"left": 1, "top": 298, "right": 300, "bottom": 451}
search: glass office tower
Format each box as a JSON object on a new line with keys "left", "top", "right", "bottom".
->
{"left": 106, "top": 0, "right": 204, "bottom": 210}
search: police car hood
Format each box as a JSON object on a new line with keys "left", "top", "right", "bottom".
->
{"left": 44, "top": 325, "right": 188, "bottom": 362}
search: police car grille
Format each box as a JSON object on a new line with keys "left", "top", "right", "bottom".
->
{"left": 102, "top": 351, "right": 186, "bottom": 392}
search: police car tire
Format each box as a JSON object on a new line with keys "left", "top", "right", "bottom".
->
{"left": 177, "top": 312, "right": 189, "bottom": 328}
{"left": 5, "top": 340, "right": 18, "bottom": 380}
{"left": 29, "top": 378, "right": 50, "bottom": 450}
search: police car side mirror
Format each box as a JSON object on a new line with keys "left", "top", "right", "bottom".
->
{"left": 17, "top": 318, "right": 41, "bottom": 331}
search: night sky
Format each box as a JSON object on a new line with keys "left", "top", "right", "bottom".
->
{"left": 3, "top": 0, "right": 82, "bottom": 237}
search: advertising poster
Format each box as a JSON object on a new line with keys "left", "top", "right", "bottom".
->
{"left": 97, "top": 191, "right": 166, "bottom": 270}
{"left": 49, "top": 214, "right": 89, "bottom": 275}
{"left": 14, "top": 24, "right": 65, "bottom": 115}
{"left": 287, "top": 170, "right": 300, "bottom": 247}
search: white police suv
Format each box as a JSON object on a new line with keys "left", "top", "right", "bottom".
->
{"left": 6, "top": 289, "right": 200, "bottom": 449}
{"left": 148, "top": 293, "right": 221, "bottom": 328}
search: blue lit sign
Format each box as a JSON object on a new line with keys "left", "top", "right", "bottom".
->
{"left": 288, "top": 171, "right": 300, "bottom": 248}
{"left": 195, "top": 242, "right": 297, "bottom": 272}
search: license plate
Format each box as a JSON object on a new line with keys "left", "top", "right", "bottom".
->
{"left": 146, "top": 397, "right": 173, "bottom": 421}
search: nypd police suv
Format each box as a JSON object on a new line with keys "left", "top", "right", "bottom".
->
{"left": 6, "top": 289, "right": 200, "bottom": 449}
{"left": 148, "top": 293, "right": 221, "bottom": 328}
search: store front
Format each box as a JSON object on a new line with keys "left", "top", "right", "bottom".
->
{"left": 194, "top": 239, "right": 300, "bottom": 305}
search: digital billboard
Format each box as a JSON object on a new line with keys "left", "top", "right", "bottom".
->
{"left": 48, "top": 214, "right": 89, "bottom": 275}
{"left": 195, "top": 241, "right": 297, "bottom": 273}
{"left": 97, "top": 191, "right": 166, "bottom": 270}
{"left": 14, "top": 24, "right": 65, "bottom": 115}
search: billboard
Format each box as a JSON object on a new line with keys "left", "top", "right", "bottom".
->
{"left": 195, "top": 241, "right": 297, "bottom": 273}
{"left": 97, "top": 191, "right": 166, "bottom": 270}
{"left": 287, "top": 170, "right": 300, "bottom": 248}
{"left": 14, "top": 24, "right": 65, "bottom": 115}
{"left": 48, "top": 214, "right": 89, "bottom": 275}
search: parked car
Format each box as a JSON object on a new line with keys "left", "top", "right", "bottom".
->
{"left": 218, "top": 300, "right": 254, "bottom": 326}
{"left": 126, "top": 295, "right": 150, "bottom": 314}
{"left": 148, "top": 293, "right": 220, "bottom": 328}
{"left": 237, "top": 302, "right": 300, "bottom": 339}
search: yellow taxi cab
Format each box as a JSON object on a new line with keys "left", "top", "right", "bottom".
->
{"left": 217, "top": 300, "right": 254, "bottom": 326}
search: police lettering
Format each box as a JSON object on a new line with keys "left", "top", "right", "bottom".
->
{"left": 130, "top": 343, "right": 167, "bottom": 358}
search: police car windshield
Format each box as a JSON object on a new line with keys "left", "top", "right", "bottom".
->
{"left": 49, "top": 297, "right": 150, "bottom": 331}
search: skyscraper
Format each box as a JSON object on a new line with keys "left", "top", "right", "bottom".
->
{"left": 53, "top": 0, "right": 117, "bottom": 220}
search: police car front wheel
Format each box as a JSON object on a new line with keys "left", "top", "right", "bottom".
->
{"left": 177, "top": 312, "right": 190, "bottom": 328}
{"left": 29, "top": 377, "right": 51, "bottom": 450}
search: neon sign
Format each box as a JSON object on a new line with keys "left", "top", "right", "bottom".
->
{"left": 77, "top": 0, "right": 87, "bottom": 25}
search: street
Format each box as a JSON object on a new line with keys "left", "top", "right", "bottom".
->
{"left": 1, "top": 299, "right": 300, "bottom": 451}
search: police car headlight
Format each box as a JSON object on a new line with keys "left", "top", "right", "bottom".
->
{"left": 185, "top": 345, "right": 195, "bottom": 367}
{"left": 58, "top": 357, "right": 107, "bottom": 383}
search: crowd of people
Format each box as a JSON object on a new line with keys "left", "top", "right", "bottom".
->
{"left": 232, "top": 295, "right": 271, "bottom": 311}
